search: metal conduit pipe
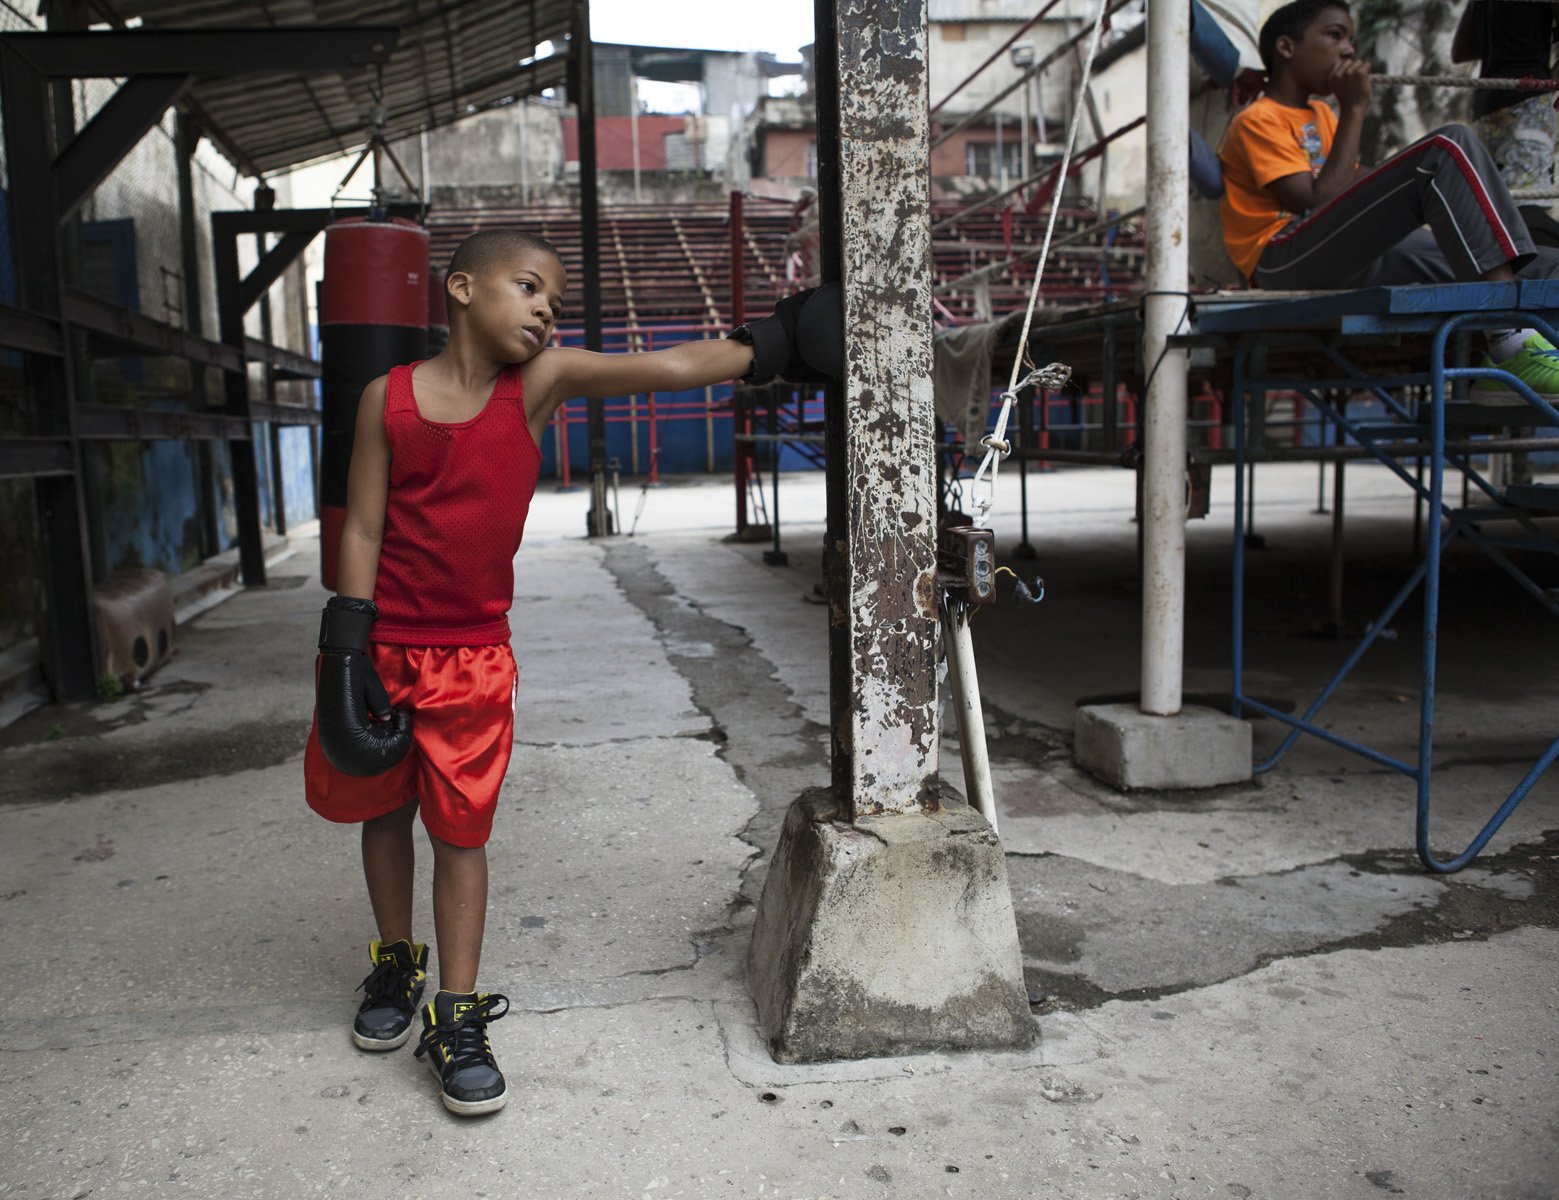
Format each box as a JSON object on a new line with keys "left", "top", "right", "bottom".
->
{"left": 1141, "top": 0, "right": 1191, "bottom": 717}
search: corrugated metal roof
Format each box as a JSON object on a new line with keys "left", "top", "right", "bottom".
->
{"left": 98, "top": 0, "right": 573, "bottom": 175}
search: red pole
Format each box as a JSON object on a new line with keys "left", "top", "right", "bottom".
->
{"left": 556, "top": 406, "right": 572, "bottom": 488}
{"left": 730, "top": 190, "right": 746, "bottom": 327}
{"left": 648, "top": 392, "right": 660, "bottom": 484}
{"left": 730, "top": 190, "right": 750, "bottom": 533}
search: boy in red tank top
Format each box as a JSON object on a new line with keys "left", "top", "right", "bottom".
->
{"left": 304, "top": 229, "right": 836, "bottom": 1116}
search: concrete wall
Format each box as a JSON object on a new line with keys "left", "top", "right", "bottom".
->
{"left": 762, "top": 128, "right": 814, "bottom": 181}
{"left": 563, "top": 115, "right": 733, "bottom": 174}
{"left": 930, "top": 8, "right": 1107, "bottom": 126}
{"left": 384, "top": 102, "right": 567, "bottom": 205}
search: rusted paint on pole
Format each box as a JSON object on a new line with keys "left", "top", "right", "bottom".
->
{"left": 827, "top": 0, "right": 940, "bottom": 818}
{"left": 749, "top": 2, "right": 1031, "bottom": 1060}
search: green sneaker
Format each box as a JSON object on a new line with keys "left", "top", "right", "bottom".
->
{"left": 1475, "top": 334, "right": 1559, "bottom": 406}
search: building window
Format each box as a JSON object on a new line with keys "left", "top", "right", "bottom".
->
{"left": 965, "top": 141, "right": 1023, "bottom": 179}
{"left": 806, "top": 140, "right": 818, "bottom": 178}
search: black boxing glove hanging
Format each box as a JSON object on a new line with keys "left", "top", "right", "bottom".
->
{"left": 315, "top": 596, "right": 414, "bottom": 777}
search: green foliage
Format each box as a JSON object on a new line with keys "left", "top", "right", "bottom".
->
{"left": 97, "top": 672, "right": 125, "bottom": 702}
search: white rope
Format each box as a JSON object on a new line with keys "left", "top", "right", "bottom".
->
{"left": 968, "top": 0, "right": 1108, "bottom": 526}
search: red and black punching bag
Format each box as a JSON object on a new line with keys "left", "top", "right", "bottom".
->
{"left": 318, "top": 215, "right": 428, "bottom": 591}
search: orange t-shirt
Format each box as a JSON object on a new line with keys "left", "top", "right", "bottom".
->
{"left": 1218, "top": 96, "right": 1339, "bottom": 281}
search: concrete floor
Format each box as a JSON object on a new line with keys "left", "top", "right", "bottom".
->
{"left": 2, "top": 462, "right": 1555, "bottom": 1200}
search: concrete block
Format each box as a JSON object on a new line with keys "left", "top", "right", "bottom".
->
{"left": 1075, "top": 702, "right": 1252, "bottom": 790}
{"left": 747, "top": 789, "right": 1035, "bottom": 1063}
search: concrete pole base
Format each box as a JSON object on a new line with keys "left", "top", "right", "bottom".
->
{"left": 746, "top": 789, "right": 1036, "bottom": 1064}
{"left": 1075, "top": 702, "right": 1253, "bottom": 790}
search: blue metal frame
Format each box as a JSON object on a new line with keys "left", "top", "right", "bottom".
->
{"left": 1221, "top": 285, "right": 1559, "bottom": 872}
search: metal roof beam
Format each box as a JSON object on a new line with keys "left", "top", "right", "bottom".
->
{"left": 239, "top": 230, "right": 316, "bottom": 314}
{"left": 0, "top": 27, "right": 399, "bottom": 77}
{"left": 54, "top": 74, "right": 191, "bottom": 220}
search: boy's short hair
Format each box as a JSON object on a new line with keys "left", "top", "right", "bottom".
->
{"left": 447, "top": 229, "right": 563, "bottom": 278}
{"left": 1259, "top": 0, "right": 1350, "bottom": 75}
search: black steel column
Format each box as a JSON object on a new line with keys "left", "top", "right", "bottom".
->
{"left": 814, "top": 0, "right": 849, "bottom": 802}
{"left": 175, "top": 111, "right": 220, "bottom": 559}
{"left": 574, "top": 0, "right": 609, "bottom": 536}
{"left": 0, "top": 44, "right": 98, "bottom": 700}
{"left": 255, "top": 186, "right": 284, "bottom": 538}
{"left": 213, "top": 215, "right": 267, "bottom": 587}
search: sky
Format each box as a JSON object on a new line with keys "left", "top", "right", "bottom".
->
{"left": 587, "top": 0, "right": 816, "bottom": 61}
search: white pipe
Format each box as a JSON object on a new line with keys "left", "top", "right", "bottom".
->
{"left": 630, "top": 77, "right": 642, "bottom": 204}
{"left": 517, "top": 102, "right": 529, "bottom": 204}
{"left": 1141, "top": 0, "right": 1190, "bottom": 716}
{"left": 943, "top": 603, "right": 998, "bottom": 834}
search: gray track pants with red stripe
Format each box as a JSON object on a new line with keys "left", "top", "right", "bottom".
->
{"left": 1253, "top": 123, "right": 1559, "bottom": 289}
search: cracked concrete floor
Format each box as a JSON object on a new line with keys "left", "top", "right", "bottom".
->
{"left": 2, "top": 464, "right": 1556, "bottom": 1199}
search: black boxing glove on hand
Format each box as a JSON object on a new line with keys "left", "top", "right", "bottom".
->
{"left": 316, "top": 596, "right": 414, "bottom": 777}
{"left": 729, "top": 287, "right": 827, "bottom": 385}
{"left": 794, "top": 283, "right": 842, "bottom": 380}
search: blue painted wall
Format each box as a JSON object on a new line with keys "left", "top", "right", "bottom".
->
{"left": 280, "top": 425, "right": 317, "bottom": 528}
{"left": 92, "top": 428, "right": 207, "bottom": 575}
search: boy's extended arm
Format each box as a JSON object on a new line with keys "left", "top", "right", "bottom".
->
{"left": 525, "top": 337, "right": 754, "bottom": 426}
{"left": 522, "top": 286, "right": 841, "bottom": 434}
{"left": 336, "top": 377, "right": 391, "bottom": 601}
{"left": 1267, "top": 60, "right": 1370, "bottom": 214}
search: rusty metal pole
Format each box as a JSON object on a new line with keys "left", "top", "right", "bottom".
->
{"left": 823, "top": 0, "right": 941, "bottom": 819}
{"left": 745, "top": 0, "right": 1032, "bottom": 1064}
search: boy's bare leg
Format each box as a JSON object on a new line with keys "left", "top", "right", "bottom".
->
{"left": 362, "top": 798, "right": 419, "bottom": 944}
{"left": 430, "top": 834, "right": 488, "bottom": 993}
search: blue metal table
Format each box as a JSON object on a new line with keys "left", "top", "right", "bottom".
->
{"left": 1193, "top": 281, "right": 1559, "bottom": 871}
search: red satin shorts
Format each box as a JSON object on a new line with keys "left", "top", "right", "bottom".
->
{"left": 304, "top": 643, "right": 517, "bottom": 848}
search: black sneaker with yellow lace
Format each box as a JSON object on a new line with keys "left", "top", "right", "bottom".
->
{"left": 351, "top": 939, "right": 428, "bottom": 1051}
{"left": 414, "top": 990, "right": 510, "bottom": 1116}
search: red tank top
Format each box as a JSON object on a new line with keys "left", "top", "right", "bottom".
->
{"left": 371, "top": 362, "right": 541, "bottom": 646}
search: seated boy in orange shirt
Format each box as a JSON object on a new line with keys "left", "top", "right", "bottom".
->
{"left": 1219, "top": 0, "right": 1559, "bottom": 401}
